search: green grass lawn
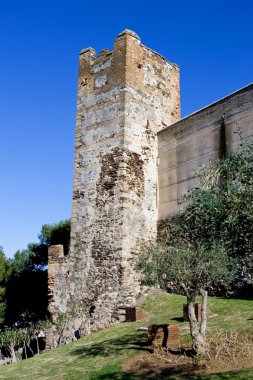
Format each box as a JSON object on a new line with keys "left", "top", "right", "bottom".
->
{"left": 0, "top": 292, "right": 252, "bottom": 380}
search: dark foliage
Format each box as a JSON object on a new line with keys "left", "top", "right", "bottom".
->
{"left": 2, "top": 219, "right": 71, "bottom": 327}
{"left": 5, "top": 270, "right": 48, "bottom": 327}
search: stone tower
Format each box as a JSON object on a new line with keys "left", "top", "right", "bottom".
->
{"left": 48, "top": 30, "right": 180, "bottom": 333}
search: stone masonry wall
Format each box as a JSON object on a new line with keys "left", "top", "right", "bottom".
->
{"left": 48, "top": 30, "right": 180, "bottom": 333}
{"left": 158, "top": 83, "right": 253, "bottom": 219}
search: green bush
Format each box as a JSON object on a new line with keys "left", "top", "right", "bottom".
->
{"left": 163, "top": 142, "right": 253, "bottom": 288}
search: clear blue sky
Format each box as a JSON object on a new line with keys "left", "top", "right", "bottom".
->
{"left": 0, "top": 0, "right": 252, "bottom": 258}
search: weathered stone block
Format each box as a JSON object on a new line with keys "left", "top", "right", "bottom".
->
{"left": 148, "top": 324, "right": 180, "bottom": 347}
{"left": 125, "top": 307, "right": 144, "bottom": 322}
{"left": 183, "top": 303, "right": 202, "bottom": 322}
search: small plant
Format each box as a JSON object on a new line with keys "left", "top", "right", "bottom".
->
{"left": 20, "top": 328, "right": 33, "bottom": 359}
{"left": 0, "top": 328, "right": 22, "bottom": 363}
{"left": 194, "top": 352, "right": 205, "bottom": 364}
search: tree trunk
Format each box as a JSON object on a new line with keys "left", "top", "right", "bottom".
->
{"left": 187, "top": 296, "right": 207, "bottom": 354}
{"left": 200, "top": 289, "right": 208, "bottom": 337}
{"left": 10, "top": 345, "right": 17, "bottom": 363}
{"left": 36, "top": 336, "right": 40, "bottom": 355}
{"left": 23, "top": 342, "right": 27, "bottom": 360}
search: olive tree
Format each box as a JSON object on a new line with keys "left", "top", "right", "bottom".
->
{"left": 139, "top": 242, "right": 235, "bottom": 354}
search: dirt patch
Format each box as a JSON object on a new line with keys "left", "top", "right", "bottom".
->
{"left": 123, "top": 332, "right": 253, "bottom": 378}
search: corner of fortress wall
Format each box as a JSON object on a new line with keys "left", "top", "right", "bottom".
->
{"left": 47, "top": 30, "right": 180, "bottom": 335}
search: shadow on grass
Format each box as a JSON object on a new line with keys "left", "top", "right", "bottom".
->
{"left": 90, "top": 373, "right": 137, "bottom": 380}
{"left": 91, "top": 367, "right": 253, "bottom": 380}
{"left": 171, "top": 316, "right": 185, "bottom": 322}
{"left": 69, "top": 333, "right": 152, "bottom": 359}
{"left": 68, "top": 332, "right": 253, "bottom": 380}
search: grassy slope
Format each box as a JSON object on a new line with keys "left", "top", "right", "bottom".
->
{"left": 0, "top": 292, "right": 252, "bottom": 380}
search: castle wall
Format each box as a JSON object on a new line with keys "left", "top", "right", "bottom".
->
{"left": 48, "top": 31, "right": 253, "bottom": 338}
{"left": 48, "top": 30, "right": 180, "bottom": 331}
{"left": 158, "top": 83, "right": 253, "bottom": 219}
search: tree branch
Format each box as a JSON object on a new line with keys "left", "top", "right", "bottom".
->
{"left": 200, "top": 288, "right": 208, "bottom": 337}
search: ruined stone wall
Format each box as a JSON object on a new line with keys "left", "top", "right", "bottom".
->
{"left": 158, "top": 83, "right": 253, "bottom": 219}
{"left": 48, "top": 30, "right": 180, "bottom": 331}
{"left": 48, "top": 245, "right": 68, "bottom": 316}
